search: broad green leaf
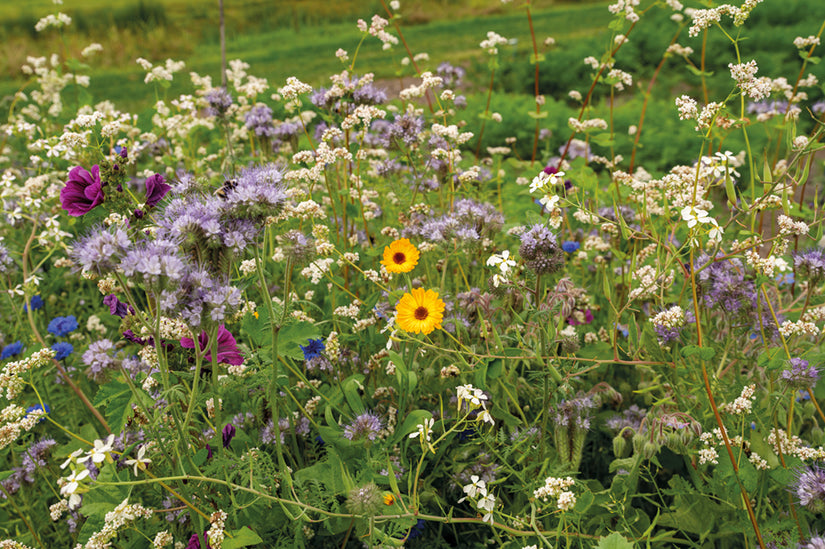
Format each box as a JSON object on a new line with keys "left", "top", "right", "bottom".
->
{"left": 596, "top": 532, "right": 634, "bottom": 549}
{"left": 277, "top": 322, "right": 321, "bottom": 360}
{"left": 223, "top": 526, "right": 264, "bottom": 548}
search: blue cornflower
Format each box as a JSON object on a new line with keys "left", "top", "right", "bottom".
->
{"left": 1, "top": 341, "right": 24, "bottom": 359}
{"left": 51, "top": 342, "right": 74, "bottom": 361}
{"left": 23, "top": 295, "right": 43, "bottom": 312}
{"left": 26, "top": 404, "right": 50, "bottom": 423}
{"left": 48, "top": 316, "right": 77, "bottom": 337}
{"left": 300, "top": 338, "right": 325, "bottom": 361}
{"left": 562, "top": 241, "right": 580, "bottom": 253}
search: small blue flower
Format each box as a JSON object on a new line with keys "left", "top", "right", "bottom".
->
{"left": 300, "top": 338, "right": 325, "bottom": 361}
{"left": 1, "top": 341, "right": 24, "bottom": 359}
{"left": 51, "top": 342, "right": 74, "bottom": 361}
{"left": 48, "top": 315, "right": 78, "bottom": 337}
{"left": 26, "top": 403, "right": 50, "bottom": 423}
{"left": 23, "top": 295, "right": 43, "bottom": 312}
{"left": 561, "top": 241, "right": 580, "bottom": 253}
{"left": 775, "top": 272, "right": 794, "bottom": 286}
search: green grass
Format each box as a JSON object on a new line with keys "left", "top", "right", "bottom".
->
{"left": 0, "top": 2, "right": 613, "bottom": 113}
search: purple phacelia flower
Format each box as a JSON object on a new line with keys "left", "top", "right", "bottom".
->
{"left": 794, "top": 464, "right": 825, "bottom": 512}
{"left": 204, "top": 87, "right": 233, "bottom": 117}
{"left": 519, "top": 224, "right": 563, "bottom": 275}
{"left": 780, "top": 358, "right": 819, "bottom": 390}
{"left": 794, "top": 248, "right": 825, "bottom": 285}
{"left": 343, "top": 412, "right": 383, "bottom": 441}
{"left": 244, "top": 104, "right": 276, "bottom": 138}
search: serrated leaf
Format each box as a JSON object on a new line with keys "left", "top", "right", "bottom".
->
{"left": 94, "top": 381, "right": 132, "bottom": 432}
{"left": 223, "top": 526, "right": 264, "bottom": 548}
{"left": 596, "top": 532, "right": 634, "bottom": 549}
{"left": 680, "top": 345, "right": 715, "bottom": 360}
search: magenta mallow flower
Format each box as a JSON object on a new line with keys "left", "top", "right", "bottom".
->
{"left": 144, "top": 173, "right": 171, "bottom": 208}
{"left": 180, "top": 325, "right": 243, "bottom": 365}
{"left": 60, "top": 165, "right": 104, "bottom": 216}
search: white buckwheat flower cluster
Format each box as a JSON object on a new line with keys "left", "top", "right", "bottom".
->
{"left": 480, "top": 31, "right": 509, "bottom": 55}
{"left": 650, "top": 306, "right": 685, "bottom": 329}
{"left": 728, "top": 60, "right": 771, "bottom": 100}
{"left": 0, "top": 348, "right": 55, "bottom": 400}
{"left": 768, "top": 428, "right": 825, "bottom": 461}
{"left": 79, "top": 498, "right": 153, "bottom": 549}
{"left": 533, "top": 476, "right": 577, "bottom": 511}
{"left": 777, "top": 215, "right": 809, "bottom": 237}
{"left": 628, "top": 265, "right": 674, "bottom": 301}
{"left": 794, "top": 35, "right": 821, "bottom": 49}
{"left": 720, "top": 385, "right": 756, "bottom": 415}
{"left": 778, "top": 320, "right": 819, "bottom": 339}
{"left": 0, "top": 405, "right": 46, "bottom": 450}
{"left": 207, "top": 510, "right": 228, "bottom": 547}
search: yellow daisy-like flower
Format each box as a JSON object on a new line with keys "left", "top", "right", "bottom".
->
{"left": 396, "top": 288, "right": 445, "bottom": 335}
{"left": 381, "top": 238, "right": 420, "bottom": 273}
{"left": 383, "top": 493, "right": 395, "bottom": 506}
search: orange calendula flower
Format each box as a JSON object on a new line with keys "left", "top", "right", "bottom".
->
{"left": 383, "top": 493, "right": 395, "bottom": 505}
{"left": 396, "top": 288, "right": 445, "bottom": 335}
{"left": 381, "top": 238, "right": 420, "bottom": 273}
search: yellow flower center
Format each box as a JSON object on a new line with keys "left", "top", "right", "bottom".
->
{"left": 414, "top": 306, "right": 429, "bottom": 320}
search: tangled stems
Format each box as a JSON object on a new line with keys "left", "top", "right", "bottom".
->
{"left": 21, "top": 219, "right": 111, "bottom": 434}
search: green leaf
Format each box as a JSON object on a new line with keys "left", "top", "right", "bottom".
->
{"left": 590, "top": 132, "right": 616, "bottom": 147}
{"left": 685, "top": 64, "right": 714, "bottom": 77}
{"left": 596, "top": 532, "right": 634, "bottom": 549}
{"left": 526, "top": 109, "right": 549, "bottom": 119}
{"left": 397, "top": 410, "right": 432, "bottom": 438}
{"left": 277, "top": 322, "right": 321, "bottom": 360}
{"left": 93, "top": 381, "right": 132, "bottom": 432}
{"left": 680, "top": 345, "right": 715, "bottom": 361}
{"left": 342, "top": 375, "right": 365, "bottom": 415}
{"left": 223, "top": 526, "right": 264, "bottom": 548}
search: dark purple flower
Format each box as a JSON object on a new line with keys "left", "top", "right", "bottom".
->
{"left": 180, "top": 325, "right": 244, "bottom": 366}
{"left": 343, "top": 412, "right": 383, "bottom": 441}
{"left": 103, "top": 294, "right": 130, "bottom": 318}
{"left": 60, "top": 165, "right": 104, "bottom": 216}
{"left": 206, "top": 444, "right": 213, "bottom": 460}
{"left": 222, "top": 424, "right": 236, "bottom": 448}
{"left": 144, "top": 173, "right": 171, "bottom": 208}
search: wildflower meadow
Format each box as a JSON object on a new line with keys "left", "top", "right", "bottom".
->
{"left": 3, "top": 0, "right": 825, "bottom": 547}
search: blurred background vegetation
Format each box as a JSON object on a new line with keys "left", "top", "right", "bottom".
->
{"left": 1, "top": 0, "right": 824, "bottom": 172}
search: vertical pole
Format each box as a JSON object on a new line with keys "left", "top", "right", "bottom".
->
{"left": 220, "top": 0, "right": 227, "bottom": 88}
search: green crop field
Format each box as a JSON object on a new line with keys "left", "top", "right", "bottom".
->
{"left": 0, "top": 1, "right": 611, "bottom": 113}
